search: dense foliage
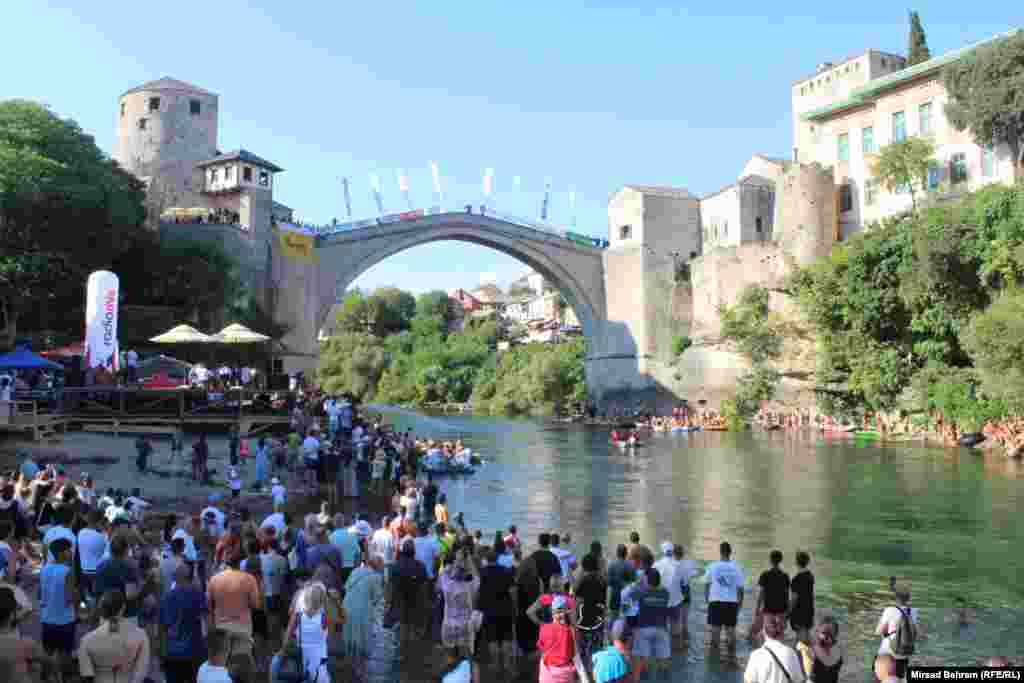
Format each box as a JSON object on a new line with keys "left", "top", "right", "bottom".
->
{"left": 317, "top": 287, "right": 587, "bottom": 414}
{"left": 717, "top": 285, "right": 782, "bottom": 427}
{"left": 0, "top": 100, "right": 147, "bottom": 345}
{"left": 943, "top": 31, "right": 1024, "bottom": 176}
{"left": 0, "top": 99, "right": 254, "bottom": 347}
{"left": 788, "top": 184, "right": 1024, "bottom": 424}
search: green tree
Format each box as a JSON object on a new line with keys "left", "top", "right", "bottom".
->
{"left": 333, "top": 291, "right": 371, "bottom": 335}
{"left": 0, "top": 99, "right": 147, "bottom": 346}
{"left": 717, "top": 286, "right": 783, "bottom": 424}
{"left": 943, "top": 31, "right": 1024, "bottom": 176}
{"left": 870, "top": 137, "right": 935, "bottom": 213}
{"left": 718, "top": 286, "right": 782, "bottom": 363}
{"left": 416, "top": 290, "right": 452, "bottom": 324}
{"left": 369, "top": 286, "right": 416, "bottom": 334}
{"left": 152, "top": 240, "right": 242, "bottom": 330}
{"left": 961, "top": 288, "right": 1024, "bottom": 413}
{"left": 907, "top": 11, "right": 931, "bottom": 66}
{"left": 318, "top": 332, "right": 388, "bottom": 400}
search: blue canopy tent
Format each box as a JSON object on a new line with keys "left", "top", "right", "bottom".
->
{"left": 0, "top": 349, "right": 63, "bottom": 371}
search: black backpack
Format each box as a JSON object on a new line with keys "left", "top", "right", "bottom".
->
{"left": 891, "top": 606, "right": 916, "bottom": 656}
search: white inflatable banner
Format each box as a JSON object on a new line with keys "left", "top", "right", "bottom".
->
{"left": 85, "top": 270, "right": 119, "bottom": 370}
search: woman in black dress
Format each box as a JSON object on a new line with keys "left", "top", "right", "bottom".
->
{"left": 789, "top": 550, "right": 815, "bottom": 643}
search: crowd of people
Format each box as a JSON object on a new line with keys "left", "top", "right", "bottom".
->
{"left": 0, "top": 393, "right": 1016, "bottom": 683}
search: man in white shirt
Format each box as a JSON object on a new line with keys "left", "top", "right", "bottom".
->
{"left": 875, "top": 587, "right": 919, "bottom": 679}
{"left": 413, "top": 525, "right": 440, "bottom": 579}
{"left": 744, "top": 613, "right": 805, "bottom": 683}
{"left": 703, "top": 541, "right": 745, "bottom": 652}
{"left": 654, "top": 542, "right": 698, "bottom": 646}
{"left": 371, "top": 514, "right": 396, "bottom": 564}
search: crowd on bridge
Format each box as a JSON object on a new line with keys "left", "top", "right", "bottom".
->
{"left": 0, "top": 392, "right": 1015, "bottom": 683}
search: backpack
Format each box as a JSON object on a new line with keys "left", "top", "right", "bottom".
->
{"left": 891, "top": 606, "right": 916, "bottom": 656}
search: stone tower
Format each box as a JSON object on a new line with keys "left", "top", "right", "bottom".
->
{"left": 115, "top": 77, "right": 219, "bottom": 208}
{"left": 772, "top": 162, "right": 837, "bottom": 266}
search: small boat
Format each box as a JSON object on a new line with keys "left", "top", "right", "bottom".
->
{"left": 958, "top": 432, "right": 985, "bottom": 448}
{"left": 704, "top": 425, "right": 728, "bottom": 432}
{"left": 422, "top": 460, "right": 476, "bottom": 475}
{"left": 612, "top": 439, "right": 644, "bottom": 448}
{"left": 671, "top": 426, "right": 701, "bottom": 433}
{"left": 822, "top": 424, "right": 856, "bottom": 433}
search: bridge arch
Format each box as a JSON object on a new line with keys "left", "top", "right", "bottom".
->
{"left": 314, "top": 212, "right": 607, "bottom": 345}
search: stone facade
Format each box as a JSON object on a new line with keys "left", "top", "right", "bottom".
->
{"left": 772, "top": 162, "right": 838, "bottom": 265}
{"left": 115, "top": 78, "right": 219, "bottom": 209}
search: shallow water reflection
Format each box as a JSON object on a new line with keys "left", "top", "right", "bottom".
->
{"left": 379, "top": 408, "right": 1024, "bottom": 674}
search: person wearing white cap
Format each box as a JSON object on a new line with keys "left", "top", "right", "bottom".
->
{"left": 271, "top": 477, "right": 287, "bottom": 507}
{"left": 653, "top": 541, "right": 698, "bottom": 648}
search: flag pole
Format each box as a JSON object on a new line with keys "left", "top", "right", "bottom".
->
{"left": 370, "top": 172, "right": 384, "bottom": 215}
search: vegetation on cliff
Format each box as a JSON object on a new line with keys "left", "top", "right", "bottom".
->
{"left": 317, "top": 288, "right": 587, "bottom": 415}
{"left": 788, "top": 184, "right": 1024, "bottom": 427}
{"left": 717, "top": 285, "right": 783, "bottom": 428}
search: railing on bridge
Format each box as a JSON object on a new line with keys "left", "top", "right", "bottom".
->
{"left": 300, "top": 205, "right": 610, "bottom": 249}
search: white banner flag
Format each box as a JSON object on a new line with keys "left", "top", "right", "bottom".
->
{"left": 569, "top": 185, "right": 577, "bottom": 227}
{"left": 483, "top": 168, "right": 494, "bottom": 198}
{"left": 430, "top": 161, "right": 443, "bottom": 202}
{"left": 370, "top": 172, "right": 384, "bottom": 214}
{"left": 397, "top": 169, "right": 409, "bottom": 193}
{"left": 85, "top": 270, "right": 119, "bottom": 370}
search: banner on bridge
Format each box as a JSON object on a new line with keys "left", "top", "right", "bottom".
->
{"left": 277, "top": 223, "right": 317, "bottom": 262}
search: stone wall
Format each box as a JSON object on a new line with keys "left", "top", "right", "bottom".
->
{"left": 688, "top": 243, "right": 797, "bottom": 340}
{"left": 772, "top": 162, "right": 837, "bottom": 266}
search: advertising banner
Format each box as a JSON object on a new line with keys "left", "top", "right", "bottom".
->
{"left": 85, "top": 271, "right": 119, "bottom": 370}
{"left": 277, "top": 229, "right": 316, "bottom": 262}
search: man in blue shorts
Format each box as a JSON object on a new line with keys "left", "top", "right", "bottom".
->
{"left": 592, "top": 618, "right": 632, "bottom": 683}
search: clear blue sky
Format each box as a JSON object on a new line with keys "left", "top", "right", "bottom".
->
{"left": 3, "top": 2, "right": 1014, "bottom": 293}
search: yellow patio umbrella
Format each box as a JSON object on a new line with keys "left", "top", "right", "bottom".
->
{"left": 149, "top": 324, "right": 214, "bottom": 344}
{"left": 210, "top": 323, "right": 271, "bottom": 344}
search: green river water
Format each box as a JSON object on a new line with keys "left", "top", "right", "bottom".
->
{"left": 379, "top": 407, "right": 1024, "bottom": 678}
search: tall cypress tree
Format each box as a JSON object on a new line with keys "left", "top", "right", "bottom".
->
{"left": 907, "top": 11, "right": 931, "bottom": 66}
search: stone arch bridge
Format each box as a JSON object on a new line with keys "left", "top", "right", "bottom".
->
{"left": 272, "top": 210, "right": 654, "bottom": 407}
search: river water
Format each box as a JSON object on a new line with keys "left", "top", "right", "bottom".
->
{"left": 377, "top": 407, "right": 1024, "bottom": 678}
